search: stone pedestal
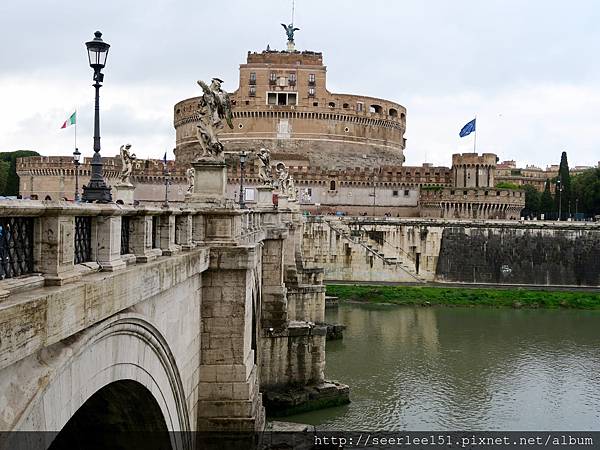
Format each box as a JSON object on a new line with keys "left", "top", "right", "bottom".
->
{"left": 256, "top": 185, "right": 274, "bottom": 209}
{"left": 186, "top": 158, "right": 227, "bottom": 204}
{"left": 288, "top": 198, "right": 300, "bottom": 212}
{"left": 113, "top": 182, "right": 135, "bottom": 205}
{"left": 278, "top": 194, "right": 289, "bottom": 210}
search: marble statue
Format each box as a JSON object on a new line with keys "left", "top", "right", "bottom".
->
{"left": 287, "top": 175, "right": 297, "bottom": 201}
{"left": 257, "top": 148, "right": 273, "bottom": 186}
{"left": 186, "top": 167, "right": 195, "bottom": 194}
{"left": 118, "top": 144, "right": 136, "bottom": 184}
{"left": 195, "top": 78, "right": 234, "bottom": 160}
{"left": 276, "top": 162, "right": 290, "bottom": 195}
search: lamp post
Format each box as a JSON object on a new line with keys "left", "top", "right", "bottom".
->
{"left": 82, "top": 31, "right": 112, "bottom": 203}
{"left": 73, "top": 148, "right": 81, "bottom": 201}
{"left": 239, "top": 151, "right": 247, "bottom": 209}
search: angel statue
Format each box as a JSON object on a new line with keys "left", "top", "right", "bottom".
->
{"left": 276, "top": 162, "right": 290, "bottom": 196}
{"left": 195, "top": 78, "right": 234, "bottom": 160}
{"left": 257, "top": 148, "right": 273, "bottom": 186}
{"left": 118, "top": 143, "right": 136, "bottom": 184}
{"left": 281, "top": 23, "right": 300, "bottom": 43}
{"left": 186, "top": 167, "right": 195, "bottom": 194}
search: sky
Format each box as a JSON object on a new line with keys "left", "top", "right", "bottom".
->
{"left": 1, "top": 0, "right": 599, "bottom": 169}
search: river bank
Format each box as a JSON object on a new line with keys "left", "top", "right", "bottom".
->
{"left": 326, "top": 284, "right": 600, "bottom": 309}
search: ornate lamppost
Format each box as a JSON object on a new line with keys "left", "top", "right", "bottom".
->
{"left": 239, "top": 151, "right": 248, "bottom": 209}
{"left": 82, "top": 31, "right": 112, "bottom": 203}
{"left": 73, "top": 147, "right": 81, "bottom": 201}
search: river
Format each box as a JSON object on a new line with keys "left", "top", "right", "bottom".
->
{"left": 285, "top": 303, "right": 600, "bottom": 430}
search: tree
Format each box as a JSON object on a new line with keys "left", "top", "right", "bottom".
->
{"left": 555, "top": 151, "right": 572, "bottom": 219}
{"left": 522, "top": 184, "right": 540, "bottom": 218}
{"left": 0, "top": 150, "right": 40, "bottom": 196}
{"left": 571, "top": 168, "right": 600, "bottom": 217}
{"left": 540, "top": 179, "right": 555, "bottom": 218}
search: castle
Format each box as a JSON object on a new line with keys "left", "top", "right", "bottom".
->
{"left": 16, "top": 43, "right": 526, "bottom": 219}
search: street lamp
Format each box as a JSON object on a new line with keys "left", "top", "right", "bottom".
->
{"left": 239, "top": 151, "right": 248, "bottom": 209}
{"left": 82, "top": 31, "right": 112, "bottom": 203}
{"left": 73, "top": 148, "right": 81, "bottom": 201}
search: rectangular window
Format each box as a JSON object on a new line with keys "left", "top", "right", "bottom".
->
{"left": 308, "top": 87, "right": 315, "bottom": 97}
{"left": 308, "top": 73, "right": 316, "bottom": 84}
{"left": 267, "top": 92, "right": 297, "bottom": 106}
{"left": 392, "top": 190, "right": 399, "bottom": 197}
{"left": 249, "top": 86, "right": 256, "bottom": 97}
{"left": 249, "top": 72, "right": 256, "bottom": 84}
{"left": 269, "top": 72, "right": 277, "bottom": 85}
{"left": 404, "top": 189, "right": 410, "bottom": 196}
{"left": 289, "top": 73, "right": 297, "bottom": 85}
{"left": 356, "top": 102, "right": 364, "bottom": 112}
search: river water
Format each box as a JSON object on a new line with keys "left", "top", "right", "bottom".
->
{"left": 286, "top": 303, "right": 600, "bottom": 430}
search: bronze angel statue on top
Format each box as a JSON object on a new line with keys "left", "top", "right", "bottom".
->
{"left": 195, "top": 78, "right": 234, "bottom": 159}
{"left": 281, "top": 23, "right": 300, "bottom": 43}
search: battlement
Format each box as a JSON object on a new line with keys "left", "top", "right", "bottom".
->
{"left": 452, "top": 153, "right": 498, "bottom": 167}
{"left": 246, "top": 50, "right": 323, "bottom": 66}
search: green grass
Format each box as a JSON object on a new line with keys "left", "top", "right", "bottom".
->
{"left": 326, "top": 284, "right": 600, "bottom": 310}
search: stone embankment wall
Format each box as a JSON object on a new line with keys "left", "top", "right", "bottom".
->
{"left": 303, "top": 218, "right": 600, "bottom": 287}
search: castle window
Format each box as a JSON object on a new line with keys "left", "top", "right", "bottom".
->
{"left": 269, "top": 72, "right": 277, "bottom": 85}
{"left": 329, "top": 180, "right": 336, "bottom": 191}
{"left": 328, "top": 102, "right": 335, "bottom": 108}
{"left": 289, "top": 73, "right": 297, "bottom": 86}
{"left": 404, "top": 189, "right": 410, "bottom": 196}
{"left": 313, "top": 102, "right": 319, "bottom": 107}
{"left": 401, "top": 113, "right": 406, "bottom": 121}
{"left": 389, "top": 108, "right": 398, "bottom": 118}
{"left": 308, "top": 87, "right": 315, "bottom": 97}
{"left": 249, "top": 72, "right": 256, "bottom": 85}
{"left": 392, "top": 190, "right": 399, "bottom": 197}
{"left": 356, "top": 102, "right": 364, "bottom": 112}
{"left": 344, "top": 127, "right": 349, "bottom": 132}
{"left": 343, "top": 103, "right": 349, "bottom": 109}
{"left": 308, "top": 73, "right": 316, "bottom": 85}
{"left": 370, "top": 104, "right": 383, "bottom": 114}
{"left": 267, "top": 91, "right": 297, "bottom": 106}
{"left": 249, "top": 86, "right": 256, "bottom": 97}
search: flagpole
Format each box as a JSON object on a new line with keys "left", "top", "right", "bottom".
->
{"left": 74, "top": 109, "right": 77, "bottom": 152}
{"left": 473, "top": 114, "right": 477, "bottom": 154}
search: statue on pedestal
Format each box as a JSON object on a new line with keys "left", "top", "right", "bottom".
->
{"left": 257, "top": 148, "right": 273, "bottom": 186}
{"left": 195, "top": 78, "right": 234, "bottom": 160}
{"left": 287, "top": 175, "right": 297, "bottom": 201}
{"left": 118, "top": 144, "right": 136, "bottom": 184}
{"left": 186, "top": 167, "right": 195, "bottom": 194}
{"left": 281, "top": 23, "right": 300, "bottom": 43}
{"left": 276, "top": 162, "right": 290, "bottom": 196}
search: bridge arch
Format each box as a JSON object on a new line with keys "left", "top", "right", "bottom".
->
{"left": 18, "top": 313, "right": 191, "bottom": 448}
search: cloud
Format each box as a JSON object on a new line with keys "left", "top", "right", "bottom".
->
{"left": 1, "top": 0, "right": 600, "bottom": 169}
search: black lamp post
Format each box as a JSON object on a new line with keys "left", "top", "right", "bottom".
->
{"left": 73, "top": 148, "right": 81, "bottom": 201}
{"left": 82, "top": 31, "right": 112, "bottom": 203}
{"left": 239, "top": 151, "right": 247, "bottom": 209}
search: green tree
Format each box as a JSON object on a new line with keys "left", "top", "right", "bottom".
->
{"left": 0, "top": 160, "right": 10, "bottom": 195}
{"left": 540, "top": 179, "right": 555, "bottom": 218}
{"left": 0, "top": 150, "right": 40, "bottom": 196}
{"left": 555, "top": 151, "right": 572, "bottom": 219}
{"left": 522, "top": 184, "right": 540, "bottom": 218}
{"left": 571, "top": 168, "right": 600, "bottom": 217}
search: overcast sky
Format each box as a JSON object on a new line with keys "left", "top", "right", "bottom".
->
{"left": 1, "top": 0, "right": 599, "bottom": 169}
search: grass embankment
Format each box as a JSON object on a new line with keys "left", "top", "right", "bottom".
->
{"left": 326, "top": 284, "right": 600, "bottom": 310}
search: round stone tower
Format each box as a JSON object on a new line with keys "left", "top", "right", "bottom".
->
{"left": 451, "top": 153, "right": 498, "bottom": 188}
{"left": 173, "top": 50, "right": 407, "bottom": 169}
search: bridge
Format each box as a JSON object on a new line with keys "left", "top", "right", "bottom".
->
{"left": 0, "top": 185, "right": 348, "bottom": 448}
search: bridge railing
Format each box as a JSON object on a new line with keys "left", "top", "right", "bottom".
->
{"left": 0, "top": 200, "right": 279, "bottom": 298}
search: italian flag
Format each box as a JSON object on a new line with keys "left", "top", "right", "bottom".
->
{"left": 60, "top": 111, "right": 76, "bottom": 129}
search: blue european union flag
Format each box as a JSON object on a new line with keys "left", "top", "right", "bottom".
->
{"left": 459, "top": 118, "right": 476, "bottom": 138}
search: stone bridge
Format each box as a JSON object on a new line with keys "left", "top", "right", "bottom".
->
{"left": 0, "top": 190, "right": 347, "bottom": 448}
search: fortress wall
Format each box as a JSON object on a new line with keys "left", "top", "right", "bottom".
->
{"left": 303, "top": 218, "right": 600, "bottom": 287}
